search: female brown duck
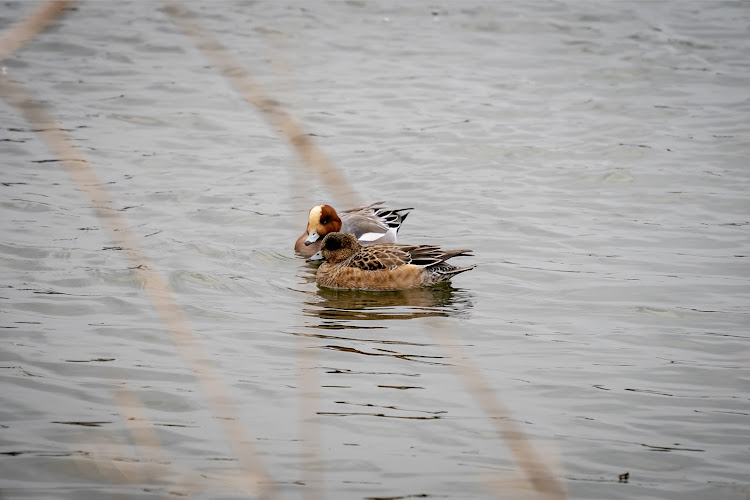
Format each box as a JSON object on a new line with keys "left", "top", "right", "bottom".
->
{"left": 307, "top": 233, "right": 476, "bottom": 291}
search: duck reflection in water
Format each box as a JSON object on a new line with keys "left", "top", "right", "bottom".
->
{"left": 304, "top": 283, "right": 474, "bottom": 324}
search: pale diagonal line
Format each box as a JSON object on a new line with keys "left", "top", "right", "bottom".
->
{"left": 297, "top": 340, "right": 323, "bottom": 500}
{"left": 114, "top": 386, "right": 169, "bottom": 466}
{"left": 161, "top": 1, "right": 362, "bottom": 209}
{"left": 0, "top": 74, "right": 278, "bottom": 500}
{"left": 0, "top": 0, "right": 78, "bottom": 62}
{"left": 161, "top": 5, "right": 341, "bottom": 498}
{"left": 428, "top": 319, "right": 567, "bottom": 499}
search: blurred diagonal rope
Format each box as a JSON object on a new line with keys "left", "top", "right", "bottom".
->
{"left": 115, "top": 386, "right": 168, "bottom": 466}
{"left": 298, "top": 341, "right": 323, "bottom": 500}
{"left": 0, "top": 2, "right": 277, "bottom": 496}
{"left": 0, "top": 73, "right": 277, "bottom": 499}
{"left": 161, "top": 1, "right": 362, "bottom": 209}
{"left": 0, "top": 0, "right": 77, "bottom": 62}
{"left": 429, "top": 319, "right": 567, "bottom": 499}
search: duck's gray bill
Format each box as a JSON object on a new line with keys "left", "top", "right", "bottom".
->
{"left": 306, "top": 251, "right": 324, "bottom": 262}
{"left": 304, "top": 230, "right": 320, "bottom": 246}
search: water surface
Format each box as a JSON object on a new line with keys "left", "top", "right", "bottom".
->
{"left": 1, "top": 1, "right": 749, "bottom": 499}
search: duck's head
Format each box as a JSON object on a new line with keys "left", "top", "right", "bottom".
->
{"left": 306, "top": 232, "right": 361, "bottom": 263}
{"left": 304, "top": 204, "right": 343, "bottom": 246}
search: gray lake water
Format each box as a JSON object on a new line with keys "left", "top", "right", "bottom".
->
{"left": 1, "top": 1, "right": 749, "bottom": 499}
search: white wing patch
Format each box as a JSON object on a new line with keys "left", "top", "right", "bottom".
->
{"left": 357, "top": 232, "right": 385, "bottom": 242}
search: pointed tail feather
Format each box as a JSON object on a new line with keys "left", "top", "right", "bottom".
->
{"left": 438, "top": 249, "right": 473, "bottom": 260}
{"left": 375, "top": 207, "right": 413, "bottom": 232}
{"left": 429, "top": 263, "right": 477, "bottom": 284}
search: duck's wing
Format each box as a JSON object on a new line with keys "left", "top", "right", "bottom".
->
{"left": 342, "top": 213, "right": 391, "bottom": 237}
{"left": 407, "top": 245, "right": 474, "bottom": 267}
{"left": 346, "top": 244, "right": 413, "bottom": 270}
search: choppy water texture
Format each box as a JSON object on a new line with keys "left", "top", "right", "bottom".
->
{"left": 1, "top": 1, "right": 749, "bottom": 499}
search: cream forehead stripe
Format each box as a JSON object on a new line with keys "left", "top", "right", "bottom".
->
{"left": 308, "top": 205, "right": 324, "bottom": 228}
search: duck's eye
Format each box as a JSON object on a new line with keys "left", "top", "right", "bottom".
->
{"left": 320, "top": 218, "right": 329, "bottom": 224}
{"left": 325, "top": 238, "right": 341, "bottom": 250}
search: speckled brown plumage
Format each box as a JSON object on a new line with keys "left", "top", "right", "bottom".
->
{"left": 310, "top": 233, "right": 476, "bottom": 290}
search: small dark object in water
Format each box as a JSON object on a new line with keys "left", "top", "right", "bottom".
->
{"left": 618, "top": 472, "right": 630, "bottom": 483}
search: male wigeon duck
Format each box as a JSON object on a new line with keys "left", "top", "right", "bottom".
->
{"left": 294, "top": 201, "right": 412, "bottom": 258}
{"left": 307, "top": 233, "right": 476, "bottom": 291}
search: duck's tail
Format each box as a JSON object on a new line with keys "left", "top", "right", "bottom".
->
{"left": 428, "top": 263, "right": 477, "bottom": 284}
{"left": 436, "top": 248, "right": 473, "bottom": 260}
{"left": 375, "top": 206, "right": 413, "bottom": 233}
